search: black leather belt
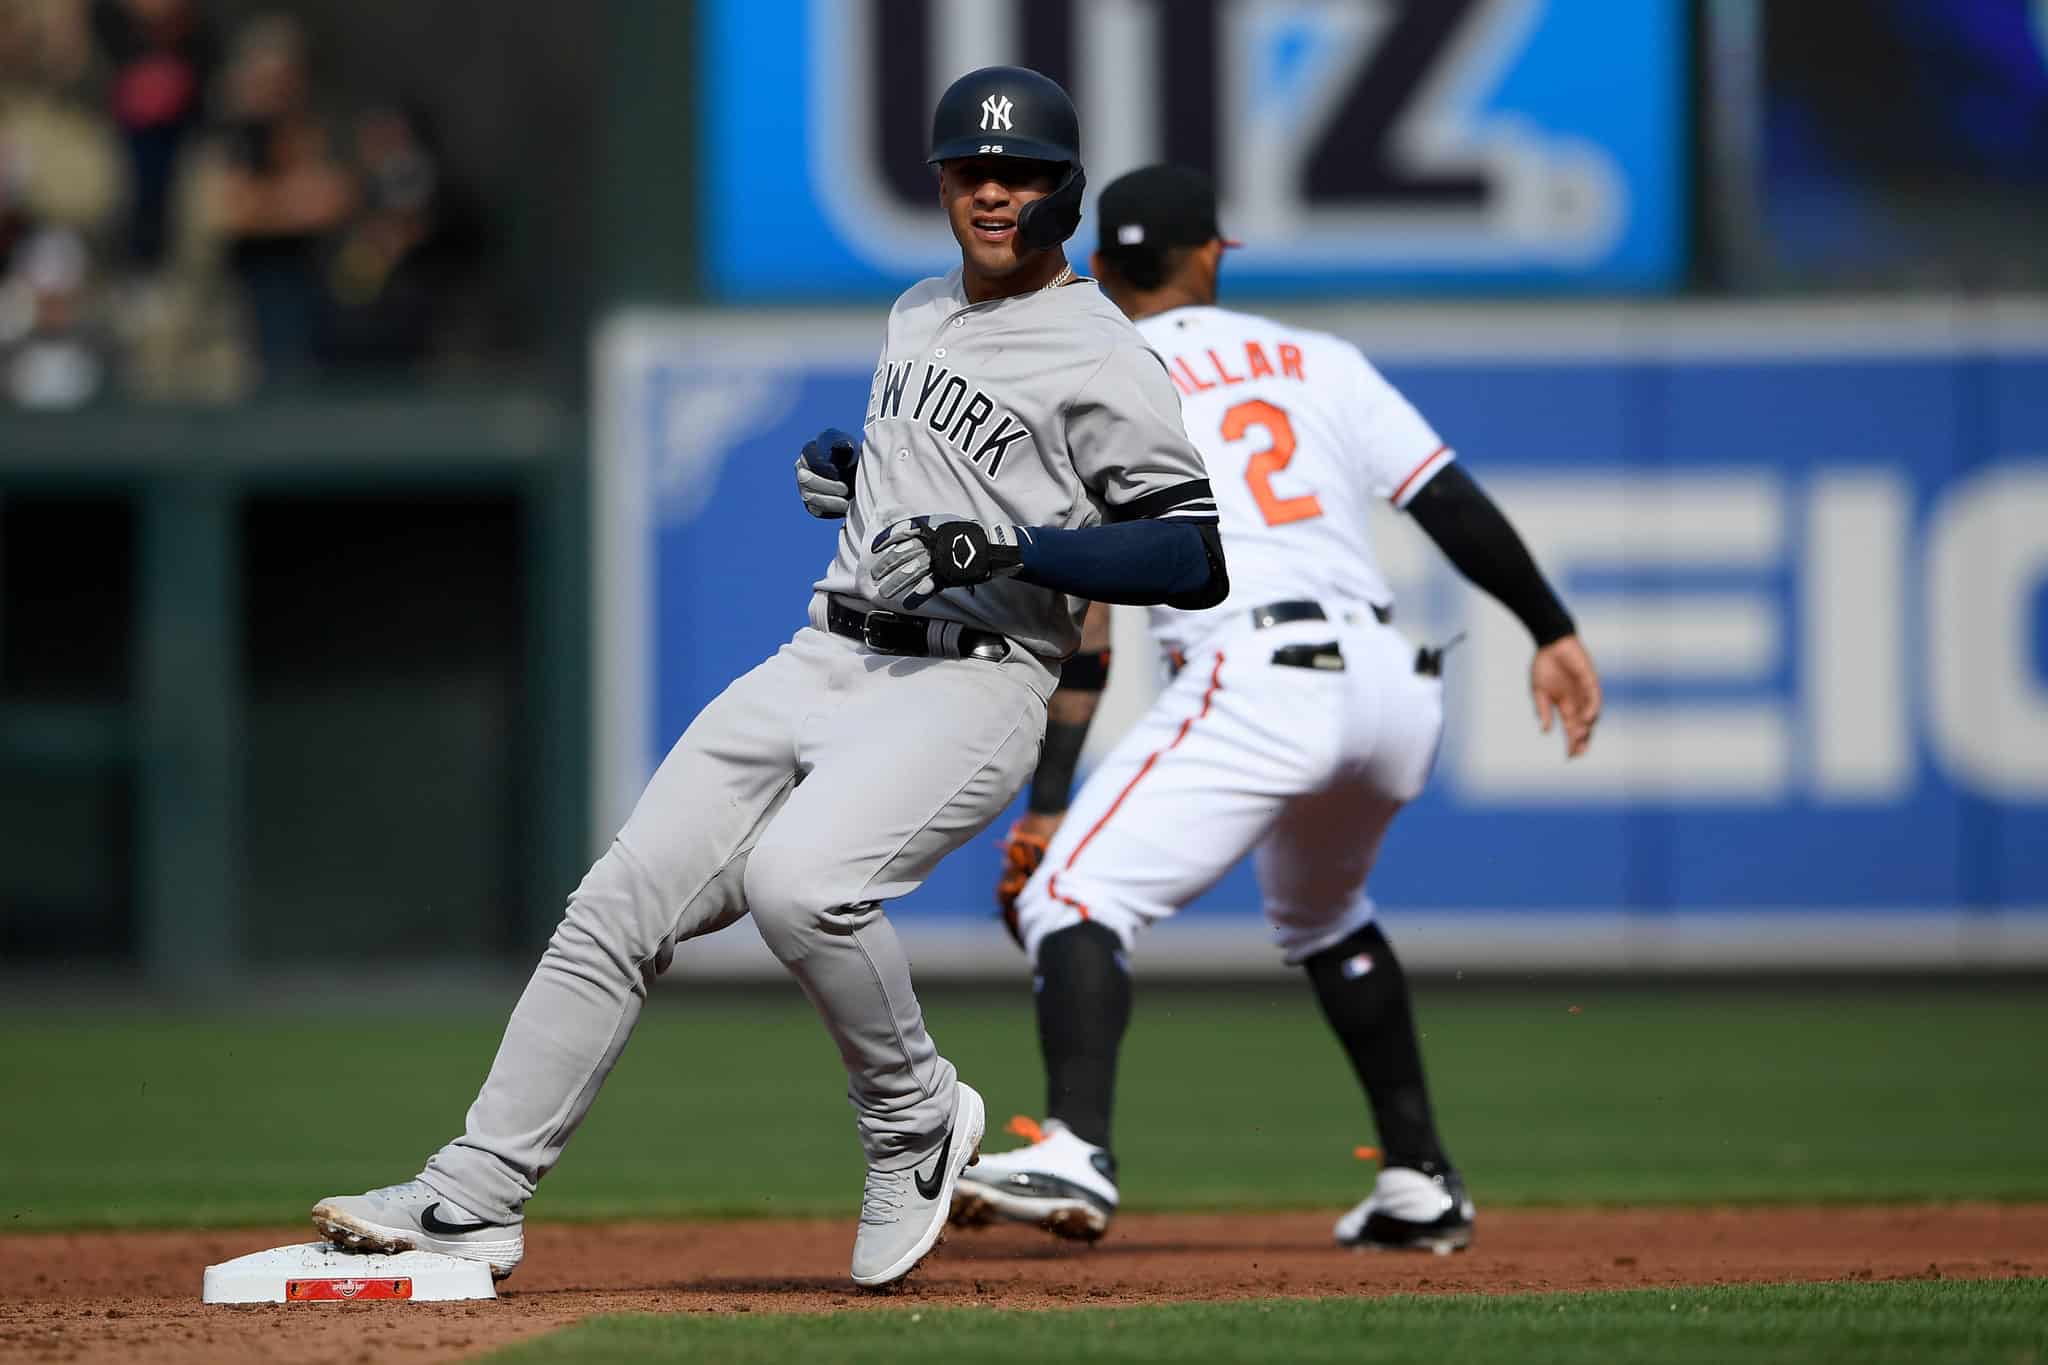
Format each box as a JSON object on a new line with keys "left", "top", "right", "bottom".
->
{"left": 827, "top": 597, "right": 1012, "bottom": 662}
{"left": 1250, "top": 599, "right": 1392, "bottom": 630}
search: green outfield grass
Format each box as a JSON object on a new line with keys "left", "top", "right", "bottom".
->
{"left": 479, "top": 1280, "right": 2048, "bottom": 1365}
{"left": 2, "top": 983, "right": 2044, "bottom": 1229}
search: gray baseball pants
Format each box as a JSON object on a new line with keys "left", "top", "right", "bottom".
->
{"left": 421, "top": 614, "right": 1050, "bottom": 1222}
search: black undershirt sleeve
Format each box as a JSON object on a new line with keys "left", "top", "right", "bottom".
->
{"left": 1404, "top": 463, "right": 1575, "bottom": 647}
{"left": 1028, "top": 719, "right": 1091, "bottom": 814}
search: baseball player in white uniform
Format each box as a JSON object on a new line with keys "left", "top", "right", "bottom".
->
{"left": 954, "top": 165, "right": 1602, "bottom": 1252}
{"left": 308, "top": 72, "right": 1227, "bottom": 1289}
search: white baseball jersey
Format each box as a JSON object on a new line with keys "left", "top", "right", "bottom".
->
{"left": 1134, "top": 305, "right": 1453, "bottom": 657}
{"left": 1011, "top": 305, "right": 1456, "bottom": 967}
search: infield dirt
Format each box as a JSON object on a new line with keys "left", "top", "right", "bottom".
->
{"left": 2, "top": 1206, "right": 2042, "bottom": 1363}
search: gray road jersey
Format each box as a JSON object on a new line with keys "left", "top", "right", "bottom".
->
{"left": 815, "top": 268, "right": 1214, "bottom": 660}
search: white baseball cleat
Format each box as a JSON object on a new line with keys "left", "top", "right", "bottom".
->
{"left": 310, "top": 1180, "right": 525, "bottom": 1281}
{"left": 849, "top": 1080, "right": 986, "bottom": 1288}
{"left": 1334, "top": 1166, "right": 1475, "bottom": 1254}
{"left": 951, "top": 1115, "right": 1118, "bottom": 1242}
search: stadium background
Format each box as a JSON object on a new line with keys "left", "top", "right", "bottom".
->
{"left": 2, "top": 3, "right": 2046, "bottom": 1360}
{"left": 2, "top": 0, "right": 2040, "bottom": 982}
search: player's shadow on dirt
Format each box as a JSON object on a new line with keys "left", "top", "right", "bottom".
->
{"left": 941, "top": 1235, "right": 1283, "bottom": 1262}
{"left": 505, "top": 1276, "right": 852, "bottom": 1298}
{"left": 668, "top": 1276, "right": 862, "bottom": 1294}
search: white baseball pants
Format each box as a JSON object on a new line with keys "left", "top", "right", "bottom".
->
{"left": 1014, "top": 611, "right": 1444, "bottom": 966}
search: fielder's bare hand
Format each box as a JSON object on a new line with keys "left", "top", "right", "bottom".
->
{"left": 1531, "top": 634, "right": 1601, "bottom": 758}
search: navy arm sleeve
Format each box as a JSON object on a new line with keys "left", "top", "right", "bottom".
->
{"left": 1013, "top": 478, "right": 1229, "bottom": 609}
{"left": 1405, "top": 463, "right": 1575, "bottom": 646}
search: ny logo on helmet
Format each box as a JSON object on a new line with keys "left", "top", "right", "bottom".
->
{"left": 979, "top": 94, "right": 1013, "bottom": 132}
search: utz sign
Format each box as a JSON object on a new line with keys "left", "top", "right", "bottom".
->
{"left": 700, "top": 0, "right": 1685, "bottom": 296}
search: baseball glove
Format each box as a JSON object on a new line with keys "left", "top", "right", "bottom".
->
{"left": 996, "top": 821, "right": 1051, "bottom": 949}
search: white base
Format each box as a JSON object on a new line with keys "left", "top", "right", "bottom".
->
{"left": 202, "top": 1242, "right": 497, "bottom": 1303}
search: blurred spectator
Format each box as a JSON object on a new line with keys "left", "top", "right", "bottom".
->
{"left": 320, "top": 100, "right": 466, "bottom": 373}
{"left": 1, "top": 0, "right": 121, "bottom": 409}
{"left": 0, "top": 1, "right": 560, "bottom": 401}
{"left": 209, "top": 13, "right": 351, "bottom": 385}
{"left": 0, "top": 0, "right": 122, "bottom": 239}
{"left": 90, "top": 0, "right": 214, "bottom": 269}
{"left": 0, "top": 225, "right": 109, "bottom": 407}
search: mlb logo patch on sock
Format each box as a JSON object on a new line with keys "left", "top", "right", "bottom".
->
{"left": 1341, "top": 952, "right": 1374, "bottom": 980}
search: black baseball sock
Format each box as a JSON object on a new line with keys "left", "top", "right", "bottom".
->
{"left": 1035, "top": 922, "right": 1130, "bottom": 1152}
{"left": 1303, "top": 922, "right": 1451, "bottom": 1174}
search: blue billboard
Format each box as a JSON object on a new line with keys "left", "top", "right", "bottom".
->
{"left": 594, "top": 304, "right": 2048, "bottom": 969}
{"left": 700, "top": 0, "right": 1687, "bottom": 298}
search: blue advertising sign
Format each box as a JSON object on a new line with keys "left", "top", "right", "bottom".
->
{"left": 701, "top": 0, "right": 1687, "bottom": 298}
{"left": 594, "top": 304, "right": 2048, "bottom": 970}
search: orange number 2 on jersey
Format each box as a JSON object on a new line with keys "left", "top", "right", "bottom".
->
{"left": 1222, "top": 399, "right": 1323, "bottom": 527}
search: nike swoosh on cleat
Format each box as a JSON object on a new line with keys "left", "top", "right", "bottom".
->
{"left": 419, "top": 1202, "right": 494, "bottom": 1235}
{"left": 912, "top": 1125, "right": 955, "bottom": 1201}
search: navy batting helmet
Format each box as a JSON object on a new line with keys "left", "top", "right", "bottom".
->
{"left": 927, "top": 65, "right": 1086, "bottom": 252}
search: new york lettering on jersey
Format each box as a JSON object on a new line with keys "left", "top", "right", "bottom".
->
{"left": 823, "top": 273, "right": 1216, "bottom": 663}
{"left": 871, "top": 359, "right": 1036, "bottom": 477}
{"left": 1138, "top": 305, "right": 1453, "bottom": 654}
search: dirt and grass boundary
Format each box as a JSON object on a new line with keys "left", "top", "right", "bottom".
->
{"left": 5, "top": 1206, "right": 2043, "bottom": 1364}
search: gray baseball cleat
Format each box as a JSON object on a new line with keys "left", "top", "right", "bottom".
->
{"left": 951, "top": 1115, "right": 1118, "bottom": 1241}
{"left": 311, "top": 1179, "right": 525, "bottom": 1280}
{"left": 1334, "top": 1166, "right": 1476, "bottom": 1254}
{"left": 850, "top": 1080, "right": 986, "bottom": 1288}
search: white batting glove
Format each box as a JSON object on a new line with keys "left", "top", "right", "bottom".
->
{"left": 865, "top": 516, "right": 941, "bottom": 608}
{"left": 867, "top": 517, "right": 1025, "bottom": 611}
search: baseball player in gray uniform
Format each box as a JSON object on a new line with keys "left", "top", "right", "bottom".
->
{"left": 308, "top": 67, "right": 1225, "bottom": 1290}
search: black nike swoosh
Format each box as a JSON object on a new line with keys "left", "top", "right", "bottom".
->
{"left": 419, "top": 1202, "right": 493, "bottom": 1235}
{"left": 912, "top": 1125, "right": 955, "bottom": 1201}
